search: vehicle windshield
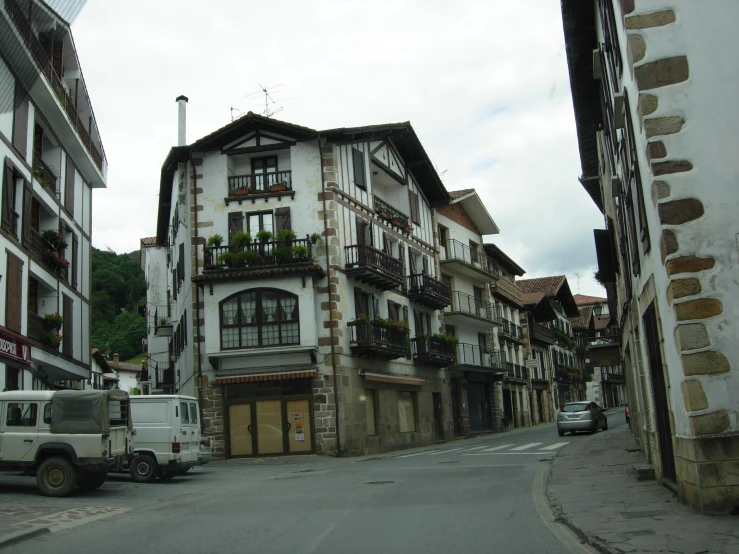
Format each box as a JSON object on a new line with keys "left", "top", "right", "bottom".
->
{"left": 562, "top": 403, "right": 589, "bottom": 412}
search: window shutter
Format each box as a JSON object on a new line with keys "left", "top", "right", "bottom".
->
{"left": 352, "top": 148, "right": 366, "bottom": 188}
{"left": 422, "top": 255, "right": 429, "bottom": 275}
{"left": 12, "top": 85, "right": 28, "bottom": 158}
{"left": 409, "top": 191, "right": 419, "bottom": 224}
{"left": 228, "top": 212, "right": 243, "bottom": 244}
{"left": 5, "top": 252, "right": 23, "bottom": 332}
{"left": 372, "top": 295, "right": 379, "bottom": 319}
{"left": 354, "top": 288, "right": 363, "bottom": 318}
{"left": 425, "top": 312, "right": 431, "bottom": 334}
{"left": 63, "top": 294, "right": 73, "bottom": 356}
{"left": 21, "top": 180, "right": 32, "bottom": 247}
{"left": 355, "top": 216, "right": 365, "bottom": 246}
{"left": 184, "top": 310, "right": 187, "bottom": 345}
{"left": 413, "top": 309, "right": 421, "bottom": 335}
{"left": 178, "top": 243, "right": 185, "bottom": 282}
{"left": 64, "top": 155, "right": 75, "bottom": 215}
{"left": 274, "top": 207, "right": 291, "bottom": 234}
{"left": 2, "top": 161, "right": 14, "bottom": 231}
{"left": 382, "top": 232, "right": 390, "bottom": 254}
{"left": 71, "top": 234, "right": 79, "bottom": 289}
{"left": 408, "top": 249, "right": 417, "bottom": 274}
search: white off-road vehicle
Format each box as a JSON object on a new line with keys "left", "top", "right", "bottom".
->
{"left": 0, "top": 389, "right": 134, "bottom": 497}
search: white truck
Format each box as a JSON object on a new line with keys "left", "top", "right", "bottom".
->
{"left": 127, "top": 395, "right": 201, "bottom": 482}
{"left": 0, "top": 389, "right": 134, "bottom": 496}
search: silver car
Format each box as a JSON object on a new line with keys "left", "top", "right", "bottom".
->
{"left": 557, "top": 401, "right": 608, "bottom": 436}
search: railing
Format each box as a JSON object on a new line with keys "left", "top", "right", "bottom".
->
{"left": 454, "top": 343, "right": 505, "bottom": 369}
{"left": 29, "top": 228, "right": 66, "bottom": 278}
{"left": 204, "top": 237, "right": 313, "bottom": 270}
{"left": 28, "top": 311, "right": 52, "bottom": 342}
{"left": 445, "top": 290, "right": 500, "bottom": 322}
{"left": 374, "top": 195, "right": 410, "bottom": 230}
{"left": 349, "top": 320, "right": 408, "bottom": 351}
{"left": 603, "top": 371, "right": 625, "bottom": 384}
{"left": 501, "top": 319, "right": 523, "bottom": 340}
{"left": 227, "top": 170, "right": 292, "bottom": 195}
{"left": 440, "top": 239, "right": 500, "bottom": 278}
{"left": 411, "top": 336, "right": 456, "bottom": 365}
{"left": 6, "top": 0, "right": 104, "bottom": 171}
{"left": 503, "top": 363, "right": 528, "bottom": 380}
{"left": 530, "top": 322, "right": 557, "bottom": 344}
{"left": 33, "top": 152, "right": 57, "bottom": 193}
{"left": 490, "top": 277, "right": 524, "bottom": 306}
{"left": 345, "top": 244, "right": 403, "bottom": 277}
{"left": 408, "top": 273, "right": 450, "bottom": 301}
{"left": 158, "top": 364, "right": 174, "bottom": 387}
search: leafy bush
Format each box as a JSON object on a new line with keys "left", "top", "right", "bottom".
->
{"left": 206, "top": 234, "right": 223, "bottom": 247}
{"left": 231, "top": 232, "right": 252, "bottom": 249}
{"left": 276, "top": 229, "right": 296, "bottom": 243}
{"left": 291, "top": 245, "right": 308, "bottom": 258}
{"left": 257, "top": 229, "right": 273, "bottom": 243}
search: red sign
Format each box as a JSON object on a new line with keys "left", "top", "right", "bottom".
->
{"left": 0, "top": 328, "right": 32, "bottom": 365}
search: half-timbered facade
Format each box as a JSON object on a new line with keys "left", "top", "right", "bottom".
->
{"left": 0, "top": 0, "right": 106, "bottom": 391}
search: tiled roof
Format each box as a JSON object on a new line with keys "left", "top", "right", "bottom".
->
{"left": 140, "top": 237, "right": 157, "bottom": 246}
{"left": 449, "top": 188, "right": 475, "bottom": 199}
{"left": 516, "top": 276, "right": 566, "bottom": 306}
{"left": 571, "top": 306, "right": 593, "bottom": 330}
{"left": 573, "top": 293, "right": 607, "bottom": 305}
{"left": 594, "top": 315, "right": 611, "bottom": 331}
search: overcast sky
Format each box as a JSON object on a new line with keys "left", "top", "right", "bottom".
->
{"left": 69, "top": 0, "right": 605, "bottom": 297}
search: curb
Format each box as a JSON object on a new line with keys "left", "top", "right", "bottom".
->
{"left": 0, "top": 527, "right": 50, "bottom": 550}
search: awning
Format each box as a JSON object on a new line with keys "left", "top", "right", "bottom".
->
{"left": 216, "top": 369, "right": 316, "bottom": 385}
{"left": 361, "top": 371, "right": 425, "bottom": 387}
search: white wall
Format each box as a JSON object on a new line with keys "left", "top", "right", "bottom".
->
{"left": 0, "top": 57, "right": 14, "bottom": 140}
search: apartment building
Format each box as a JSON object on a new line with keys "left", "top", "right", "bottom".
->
{"left": 562, "top": 0, "right": 739, "bottom": 512}
{"left": 0, "top": 0, "right": 106, "bottom": 391}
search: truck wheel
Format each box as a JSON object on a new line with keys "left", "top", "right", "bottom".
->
{"left": 77, "top": 469, "right": 107, "bottom": 490}
{"left": 130, "top": 454, "right": 158, "bottom": 483}
{"left": 37, "top": 457, "right": 77, "bottom": 497}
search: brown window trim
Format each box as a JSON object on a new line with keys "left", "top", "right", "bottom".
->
{"left": 219, "top": 288, "right": 300, "bottom": 350}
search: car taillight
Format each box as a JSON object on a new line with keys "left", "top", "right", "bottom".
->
{"left": 585, "top": 404, "right": 591, "bottom": 411}
{"left": 559, "top": 406, "right": 564, "bottom": 412}
{"left": 172, "top": 442, "right": 181, "bottom": 453}
{"left": 201, "top": 437, "right": 211, "bottom": 447}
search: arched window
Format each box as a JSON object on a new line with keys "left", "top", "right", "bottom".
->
{"left": 220, "top": 289, "right": 299, "bottom": 349}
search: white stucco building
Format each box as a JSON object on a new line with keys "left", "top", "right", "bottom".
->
{"left": 0, "top": 0, "right": 106, "bottom": 391}
{"left": 562, "top": 0, "right": 739, "bottom": 512}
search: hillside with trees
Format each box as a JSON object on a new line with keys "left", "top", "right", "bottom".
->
{"left": 91, "top": 247, "right": 147, "bottom": 360}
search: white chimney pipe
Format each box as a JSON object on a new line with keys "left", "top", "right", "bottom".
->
{"left": 176, "top": 95, "right": 188, "bottom": 146}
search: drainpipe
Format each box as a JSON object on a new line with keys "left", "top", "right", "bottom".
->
{"left": 189, "top": 150, "right": 204, "bottom": 429}
{"left": 317, "top": 134, "right": 341, "bottom": 457}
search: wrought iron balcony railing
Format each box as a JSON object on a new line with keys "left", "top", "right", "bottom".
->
{"left": 440, "top": 239, "right": 500, "bottom": 279}
{"left": 411, "top": 336, "right": 456, "bottom": 366}
{"left": 228, "top": 170, "right": 292, "bottom": 195}
{"left": 345, "top": 244, "right": 404, "bottom": 290}
{"left": 204, "top": 237, "right": 313, "bottom": 271}
{"left": 407, "top": 273, "right": 450, "bottom": 309}
{"left": 445, "top": 290, "right": 501, "bottom": 323}
{"left": 349, "top": 320, "right": 408, "bottom": 360}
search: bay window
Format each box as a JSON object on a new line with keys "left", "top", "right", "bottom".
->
{"left": 220, "top": 289, "right": 299, "bottom": 349}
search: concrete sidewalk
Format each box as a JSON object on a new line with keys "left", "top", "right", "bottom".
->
{"left": 548, "top": 425, "right": 739, "bottom": 554}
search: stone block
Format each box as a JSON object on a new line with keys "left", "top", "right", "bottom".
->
{"left": 626, "top": 10, "right": 676, "bottom": 30}
{"left": 682, "top": 351, "right": 730, "bottom": 376}
{"left": 675, "top": 298, "right": 722, "bottom": 321}
{"left": 645, "top": 116, "right": 685, "bottom": 138}
{"left": 666, "top": 256, "right": 715, "bottom": 275}
{"left": 660, "top": 230, "right": 678, "bottom": 262}
{"left": 639, "top": 93, "right": 658, "bottom": 116}
{"left": 647, "top": 140, "right": 666, "bottom": 160}
{"left": 628, "top": 33, "right": 646, "bottom": 63}
{"left": 682, "top": 380, "right": 709, "bottom": 412}
{"left": 653, "top": 160, "right": 694, "bottom": 178}
{"left": 722, "top": 461, "right": 739, "bottom": 486}
{"left": 620, "top": 0, "right": 635, "bottom": 15}
{"left": 669, "top": 278, "right": 701, "bottom": 301}
{"left": 677, "top": 323, "right": 710, "bottom": 351}
{"left": 690, "top": 411, "right": 730, "bottom": 437}
{"left": 697, "top": 462, "right": 722, "bottom": 487}
{"left": 652, "top": 180, "right": 670, "bottom": 202}
{"left": 659, "top": 198, "right": 704, "bottom": 225}
{"left": 632, "top": 463, "right": 655, "bottom": 481}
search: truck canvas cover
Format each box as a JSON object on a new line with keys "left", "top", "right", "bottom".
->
{"left": 50, "top": 389, "right": 132, "bottom": 434}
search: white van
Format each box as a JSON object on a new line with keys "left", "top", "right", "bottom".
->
{"left": 127, "top": 395, "right": 201, "bottom": 482}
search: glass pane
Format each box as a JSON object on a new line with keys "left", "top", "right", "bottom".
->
{"left": 263, "top": 213, "right": 273, "bottom": 235}
{"left": 287, "top": 399, "right": 311, "bottom": 453}
{"left": 180, "top": 402, "right": 190, "bottom": 423}
{"left": 242, "top": 326, "right": 259, "bottom": 347}
{"left": 6, "top": 403, "right": 38, "bottom": 426}
{"left": 222, "top": 298, "right": 238, "bottom": 325}
{"left": 222, "top": 327, "right": 239, "bottom": 348}
{"left": 189, "top": 403, "right": 198, "bottom": 424}
{"left": 262, "top": 324, "right": 280, "bottom": 346}
{"left": 240, "top": 292, "right": 257, "bottom": 323}
{"left": 280, "top": 323, "right": 299, "bottom": 344}
{"left": 248, "top": 216, "right": 260, "bottom": 237}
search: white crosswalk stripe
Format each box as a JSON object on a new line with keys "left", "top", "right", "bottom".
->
{"left": 397, "top": 450, "right": 439, "bottom": 458}
{"left": 462, "top": 446, "right": 489, "bottom": 451}
{"left": 510, "top": 443, "right": 542, "bottom": 451}
{"left": 427, "top": 447, "right": 465, "bottom": 456}
{"left": 539, "top": 442, "right": 570, "bottom": 451}
{"left": 480, "top": 444, "right": 514, "bottom": 452}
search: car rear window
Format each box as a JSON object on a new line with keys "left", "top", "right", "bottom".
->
{"left": 180, "top": 402, "right": 190, "bottom": 424}
{"left": 562, "top": 403, "right": 589, "bottom": 412}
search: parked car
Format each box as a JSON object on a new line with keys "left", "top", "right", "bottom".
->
{"left": 124, "top": 395, "right": 201, "bottom": 482}
{"left": 557, "top": 401, "right": 608, "bottom": 436}
{"left": 0, "top": 389, "right": 134, "bottom": 497}
{"left": 199, "top": 436, "right": 212, "bottom": 465}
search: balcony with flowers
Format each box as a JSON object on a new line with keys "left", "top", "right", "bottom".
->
{"left": 348, "top": 315, "right": 409, "bottom": 360}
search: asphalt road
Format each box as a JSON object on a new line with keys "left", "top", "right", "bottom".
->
{"left": 4, "top": 415, "right": 626, "bottom": 554}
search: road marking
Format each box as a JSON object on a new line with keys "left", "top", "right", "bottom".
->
{"left": 463, "top": 445, "right": 488, "bottom": 451}
{"left": 427, "top": 447, "right": 465, "bottom": 456}
{"left": 539, "top": 442, "right": 570, "bottom": 451}
{"left": 510, "top": 443, "right": 541, "bottom": 451}
{"left": 464, "top": 452, "right": 555, "bottom": 456}
{"left": 397, "top": 450, "right": 439, "bottom": 458}
{"left": 479, "top": 444, "right": 513, "bottom": 452}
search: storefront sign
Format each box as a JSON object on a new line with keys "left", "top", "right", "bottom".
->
{"left": 0, "top": 329, "right": 32, "bottom": 365}
{"left": 525, "top": 359, "right": 540, "bottom": 372}
{"left": 294, "top": 409, "right": 305, "bottom": 441}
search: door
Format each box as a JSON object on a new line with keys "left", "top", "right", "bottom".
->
{"left": 229, "top": 403, "right": 253, "bottom": 457}
{"left": 1, "top": 401, "right": 39, "bottom": 462}
{"left": 432, "top": 392, "right": 444, "bottom": 441}
{"left": 467, "top": 383, "right": 491, "bottom": 431}
{"left": 286, "top": 400, "right": 311, "bottom": 453}
{"left": 537, "top": 391, "right": 544, "bottom": 423}
{"left": 643, "top": 305, "right": 677, "bottom": 482}
{"left": 450, "top": 379, "right": 463, "bottom": 436}
{"left": 251, "top": 156, "right": 277, "bottom": 191}
{"left": 256, "top": 400, "right": 284, "bottom": 455}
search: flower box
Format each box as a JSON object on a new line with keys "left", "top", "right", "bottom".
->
{"left": 233, "top": 188, "right": 249, "bottom": 196}
{"left": 269, "top": 183, "right": 288, "bottom": 192}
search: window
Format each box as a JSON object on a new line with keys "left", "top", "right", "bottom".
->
{"left": 354, "top": 288, "right": 373, "bottom": 319}
{"left": 64, "top": 154, "right": 75, "bottom": 216}
{"left": 6, "top": 403, "right": 37, "bottom": 426}
{"left": 599, "top": 0, "right": 623, "bottom": 89}
{"left": 180, "top": 402, "right": 190, "bottom": 423}
{"left": 365, "top": 389, "right": 377, "bottom": 436}
{"left": 398, "top": 391, "right": 416, "bottom": 433}
{"left": 387, "top": 300, "right": 401, "bottom": 322}
{"left": 252, "top": 156, "right": 277, "bottom": 192}
{"left": 247, "top": 211, "right": 273, "bottom": 237}
{"left": 5, "top": 252, "right": 23, "bottom": 333}
{"left": 220, "top": 289, "right": 299, "bottom": 349}
{"left": 189, "top": 403, "right": 198, "bottom": 425}
{"left": 5, "top": 367, "right": 20, "bottom": 391}
{"left": 352, "top": 148, "right": 366, "bottom": 189}
{"left": 43, "top": 403, "right": 52, "bottom": 424}
{"left": 2, "top": 159, "right": 21, "bottom": 238}
{"left": 413, "top": 309, "right": 432, "bottom": 336}
{"left": 63, "top": 294, "right": 73, "bottom": 357}
{"left": 409, "top": 190, "right": 420, "bottom": 224}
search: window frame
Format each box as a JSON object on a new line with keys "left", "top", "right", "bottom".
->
{"left": 6, "top": 402, "right": 38, "bottom": 427}
{"left": 352, "top": 148, "right": 366, "bottom": 189}
{"left": 219, "top": 288, "right": 300, "bottom": 350}
{"left": 398, "top": 391, "right": 417, "bottom": 433}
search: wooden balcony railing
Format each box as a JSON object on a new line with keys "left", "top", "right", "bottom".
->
{"left": 374, "top": 195, "right": 410, "bottom": 231}
{"left": 227, "top": 170, "right": 292, "bottom": 195}
{"left": 407, "top": 273, "right": 450, "bottom": 309}
{"left": 6, "top": 0, "right": 105, "bottom": 171}
{"left": 33, "top": 152, "right": 57, "bottom": 194}
{"left": 440, "top": 239, "right": 500, "bottom": 279}
{"left": 445, "top": 291, "right": 501, "bottom": 323}
{"left": 204, "top": 237, "right": 313, "bottom": 271}
{"left": 411, "top": 336, "right": 455, "bottom": 366}
{"left": 349, "top": 320, "right": 407, "bottom": 360}
{"left": 345, "top": 244, "right": 404, "bottom": 290}
{"left": 530, "top": 322, "right": 557, "bottom": 344}
{"left": 29, "top": 228, "right": 67, "bottom": 279}
{"left": 158, "top": 364, "right": 175, "bottom": 387}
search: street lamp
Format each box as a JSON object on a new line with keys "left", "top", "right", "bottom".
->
{"left": 592, "top": 303, "right": 603, "bottom": 317}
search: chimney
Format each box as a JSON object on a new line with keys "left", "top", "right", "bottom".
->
{"left": 113, "top": 353, "right": 120, "bottom": 364}
{"left": 176, "top": 95, "right": 188, "bottom": 146}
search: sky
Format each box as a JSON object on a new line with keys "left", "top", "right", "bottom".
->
{"left": 68, "top": 0, "right": 606, "bottom": 297}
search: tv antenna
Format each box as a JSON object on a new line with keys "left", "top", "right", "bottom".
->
{"left": 230, "top": 107, "right": 242, "bottom": 122}
{"left": 574, "top": 272, "right": 581, "bottom": 293}
{"left": 244, "top": 83, "right": 288, "bottom": 118}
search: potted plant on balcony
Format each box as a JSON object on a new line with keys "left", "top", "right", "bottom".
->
{"left": 432, "top": 332, "right": 459, "bottom": 346}
{"left": 43, "top": 312, "right": 65, "bottom": 330}
{"left": 44, "top": 249, "right": 70, "bottom": 271}
{"left": 217, "top": 251, "right": 233, "bottom": 267}
{"left": 375, "top": 317, "right": 410, "bottom": 334}
{"left": 243, "top": 249, "right": 263, "bottom": 266}
{"left": 273, "top": 245, "right": 292, "bottom": 263}
{"left": 231, "top": 231, "right": 252, "bottom": 249}
{"left": 40, "top": 329, "right": 62, "bottom": 349}
{"left": 376, "top": 209, "right": 389, "bottom": 220}
{"left": 257, "top": 229, "right": 273, "bottom": 243}
{"left": 269, "top": 182, "right": 288, "bottom": 192}
{"left": 42, "top": 229, "right": 67, "bottom": 252}
{"left": 291, "top": 245, "right": 308, "bottom": 260}
{"left": 348, "top": 314, "right": 371, "bottom": 327}
{"left": 206, "top": 234, "right": 223, "bottom": 248}
{"left": 310, "top": 232, "right": 321, "bottom": 245}
{"left": 276, "top": 229, "right": 296, "bottom": 246}
{"left": 233, "top": 186, "right": 249, "bottom": 196}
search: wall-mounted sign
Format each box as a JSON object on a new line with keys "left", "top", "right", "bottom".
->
{"left": 294, "top": 409, "right": 305, "bottom": 441}
{"left": 0, "top": 328, "right": 32, "bottom": 365}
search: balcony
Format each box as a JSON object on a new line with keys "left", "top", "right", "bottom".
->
{"left": 530, "top": 322, "right": 557, "bottom": 345}
{"left": 411, "top": 336, "right": 455, "bottom": 367}
{"left": 450, "top": 343, "right": 505, "bottom": 374}
{"left": 374, "top": 195, "right": 410, "bottom": 232}
{"left": 489, "top": 277, "right": 524, "bottom": 307}
{"left": 554, "top": 365, "right": 583, "bottom": 384}
{"left": 157, "top": 364, "right": 175, "bottom": 390}
{"left": 531, "top": 378, "right": 549, "bottom": 390}
{"left": 345, "top": 244, "right": 404, "bottom": 290}
{"left": 407, "top": 273, "right": 450, "bottom": 310}
{"left": 33, "top": 152, "right": 57, "bottom": 194}
{"left": 499, "top": 319, "right": 524, "bottom": 343}
{"left": 348, "top": 320, "right": 407, "bottom": 360}
{"left": 503, "top": 363, "right": 529, "bottom": 382}
{"left": 226, "top": 170, "right": 293, "bottom": 202}
{"left": 28, "top": 311, "right": 59, "bottom": 352}
{"left": 440, "top": 239, "right": 499, "bottom": 282}
{"left": 444, "top": 291, "right": 501, "bottom": 327}
{"left": 6, "top": 0, "right": 105, "bottom": 173}
{"left": 29, "top": 228, "right": 68, "bottom": 279}
{"left": 197, "top": 237, "right": 324, "bottom": 284}
{"left": 153, "top": 308, "right": 173, "bottom": 338}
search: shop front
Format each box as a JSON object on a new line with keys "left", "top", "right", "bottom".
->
{"left": 0, "top": 326, "right": 33, "bottom": 390}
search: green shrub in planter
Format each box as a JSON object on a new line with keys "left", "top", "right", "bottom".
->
{"left": 291, "top": 245, "right": 308, "bottom": 259}
{"left": 231, "top": 231, "right": 252, "bottom": 249}
{"left": 206, "top": 234, "right": 224, "bottom": 247}
{"left": 257, "top": 229, "right": 273, "bottom": 243}
{"left": 273, "top": 245, "right": 291, "bottom": 262}
{"left": 243, "top": 250, "right": 263, "bottom": 265}
{"left": 276, "top": 229, "right": 296, "bottom": 243}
